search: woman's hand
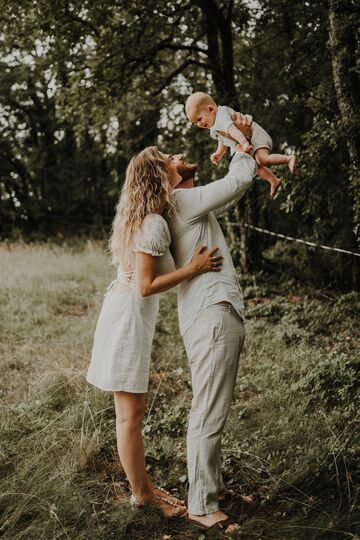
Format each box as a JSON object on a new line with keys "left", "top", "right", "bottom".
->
{"left": 188, "top": 246, "right": 223, "bottom": 275}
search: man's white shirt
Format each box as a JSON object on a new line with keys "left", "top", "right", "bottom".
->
{"left": 167, "top": 152, "right": 256, "bottom": 336}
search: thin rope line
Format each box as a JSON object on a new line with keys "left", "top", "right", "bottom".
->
{"left": 223, "top": 222, "right": 360, "bottom": 258}
{"left": 242, "top": 252, "right": 360, "bottom": 318}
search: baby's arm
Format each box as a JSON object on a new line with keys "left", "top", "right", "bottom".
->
{"left": 210, "top": 141, "right": 227, "bottom": 165}
{"left": 228, "top": 124, "right": 252, "bottom": 153}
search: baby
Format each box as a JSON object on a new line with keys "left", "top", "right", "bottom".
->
{"left": 185, "top": 92, "right": 296, "bottom": 198}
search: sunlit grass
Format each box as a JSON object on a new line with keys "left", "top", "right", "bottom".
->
{"left": 0, "top": 243, "right": 359, "bottom": 539}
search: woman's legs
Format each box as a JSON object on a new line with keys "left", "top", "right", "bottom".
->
{"left": 114, "top": 390, "right": 186, "bottom": 516}
{"left": 114, "top": 391, "right": 152, "bottom": 500}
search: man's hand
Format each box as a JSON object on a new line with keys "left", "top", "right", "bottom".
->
{"left": 231, "top": 112, "right": 253, "bottom": 140}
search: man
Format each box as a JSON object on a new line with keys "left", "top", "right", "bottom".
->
{"left": 167, "top": 114, "right": 256, "bottom": 532}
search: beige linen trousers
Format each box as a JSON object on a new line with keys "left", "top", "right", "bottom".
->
{"left": 183, "top": 303, "right": 245, "bottom": 515}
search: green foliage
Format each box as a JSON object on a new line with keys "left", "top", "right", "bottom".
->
{"left": 0, "top": 0, "right": 359, "bottom": 287}
{"left": 291, "top": 352, "right": 360, "bottom": 410}
{"left": 1, "top": 244, "right": 359, "bottom": 539}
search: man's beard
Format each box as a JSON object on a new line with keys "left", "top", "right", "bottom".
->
{"left": 177, "top": 162, "right": 198, "bottom": 183}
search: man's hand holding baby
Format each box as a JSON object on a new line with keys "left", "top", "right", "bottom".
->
{"left": 230, "top": 112, "right": 253, "bottom": 140}
{"left": 185, "top": 91, "right": 295, "bottom": 199}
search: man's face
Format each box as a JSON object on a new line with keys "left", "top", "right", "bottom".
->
{"left": 171, "top": 154, "right": 198, "bottom": 183}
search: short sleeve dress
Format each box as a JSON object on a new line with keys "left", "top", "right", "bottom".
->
{"left": 86, "top": 214, "right": 175, "bottom": 393}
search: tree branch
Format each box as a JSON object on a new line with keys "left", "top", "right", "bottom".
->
{"left": 151, "top": 59, "right": 212, "bottom": 96}
{"left": 64, "top": 7, "right": 100, "bottom": 37}
{"left": 242, "top": 31, "right": 286, "bottom": 52}
{"left": 161, "top": 42, "right": 207, "bottom": 55}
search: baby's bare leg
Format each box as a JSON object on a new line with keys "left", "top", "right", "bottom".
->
{"left": 255, "top": 148, "right": 296, "bottom": 173}
{"left": 257, "top": 165, "right": 282, "bottom": 199}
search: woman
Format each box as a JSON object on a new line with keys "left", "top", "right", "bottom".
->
{"left": 87, "top": 146, "right": 223, "bottom": 517}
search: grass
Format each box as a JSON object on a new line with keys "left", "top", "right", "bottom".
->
{"left": 0, "top": 242, "right": 359, "bottom": 539}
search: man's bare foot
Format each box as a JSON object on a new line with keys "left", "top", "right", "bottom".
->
{"left": 152, "top": 486, "right": 186, "bottom": 508}
{"left": 270, "top": 178, "right": 282, "bottom": 199}
{"left": 288, "top": 154, "right": 296, "bottom": 174}
{"left": 188, "top": 510, "right": 240, "bottom": 534}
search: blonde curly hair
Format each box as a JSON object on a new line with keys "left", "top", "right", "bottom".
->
{"left": 110, "top": 146, "right": 176, "bottom": 267}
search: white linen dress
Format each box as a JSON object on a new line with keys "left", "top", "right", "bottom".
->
{"left": 86, "top": 214, "right": 175, "bottom": 393}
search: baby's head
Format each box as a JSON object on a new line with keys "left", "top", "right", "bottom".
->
{"left": 185, "top": 92, "right": 217, "bottom": 129}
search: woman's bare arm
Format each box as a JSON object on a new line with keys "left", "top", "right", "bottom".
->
{"left": 136, "top": 246, "right": 222, "bottom": 297}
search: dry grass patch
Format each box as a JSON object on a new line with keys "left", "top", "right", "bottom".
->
{"left": 0, "top": 243, "right": 359, "bottom": 539}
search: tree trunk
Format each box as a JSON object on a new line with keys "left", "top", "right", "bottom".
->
{"left": 328, "top": 0, "right": 360, "bottom": 289}
{"left": 198, "top": 0, "right": 260, "bottom": 272}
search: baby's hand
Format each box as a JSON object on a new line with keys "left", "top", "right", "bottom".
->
{"left": 210, "top": 152, "right": 223, "bottom": 165}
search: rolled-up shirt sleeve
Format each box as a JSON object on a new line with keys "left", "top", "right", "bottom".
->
{"left": 174, "top": 153, "right": 256, "bottom": 223}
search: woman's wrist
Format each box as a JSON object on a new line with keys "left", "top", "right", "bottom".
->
{"left": 187, "top": 261, "right": 199, "bottom": 276}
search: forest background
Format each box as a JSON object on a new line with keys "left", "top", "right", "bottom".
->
{"left": 1, "top": 2, "right": 360, "bottom": 539}
{"left": 1, "top": 0, "right": 360, "bottom": 290}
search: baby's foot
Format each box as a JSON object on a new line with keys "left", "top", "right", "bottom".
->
{"left": 270, "top": 178, "right": 282, "bottom": 199}
{"left": 288, "top": 155, "right": 296, "bottom": 174}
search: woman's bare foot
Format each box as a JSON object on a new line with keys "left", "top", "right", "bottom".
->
{"left": 131, "top": 493, "right": 186, "bottom": 518}
{"left": 188, "top": 510, "right": 240, "bottom": 534}
{"left": 270, "top": 178, "right": 282, "bottom": 199}
{"left": 152, "top": 485, "right": 186, "bottom": 508}
{"left": 288, "top": 154, "right": 296, "bottom": 174}
{"left": 155, "top": 496, "right": 187, "bottom": 518}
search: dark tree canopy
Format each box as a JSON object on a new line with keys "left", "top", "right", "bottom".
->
{"left": 0, "top": 0, "right": 359, "bottom": 287}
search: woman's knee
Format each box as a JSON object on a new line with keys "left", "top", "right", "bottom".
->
{"left": 114, "top": 391, "right": 145, "bottom": 429}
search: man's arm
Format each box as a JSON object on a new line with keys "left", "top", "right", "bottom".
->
{"left": 213, "top": 191, "right": 245, "bottom": 218}
{"left": 175, "top": 153, "right": 256, "bottom": 223}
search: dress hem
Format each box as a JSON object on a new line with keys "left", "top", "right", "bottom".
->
{"left": 86, "top": 377, "right": 148, "bottom": 393}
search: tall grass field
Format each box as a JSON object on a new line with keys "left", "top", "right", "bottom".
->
{"left": 0, "top": 242, "right": 359, "bottom": 539}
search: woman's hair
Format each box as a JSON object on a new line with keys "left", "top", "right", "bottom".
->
{"left": 109, "top": 146, "right": 176, "bottom": 267}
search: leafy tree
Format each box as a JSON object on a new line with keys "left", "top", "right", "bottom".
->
{"left": 0, "top": 0, "right": 358, "bottom": 288}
